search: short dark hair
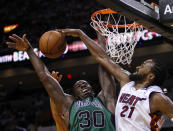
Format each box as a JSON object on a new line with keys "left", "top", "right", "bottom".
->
{"left": 150, "top": 59, "right": 168, "bottom": 86}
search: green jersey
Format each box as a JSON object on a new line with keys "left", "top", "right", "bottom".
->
{"left": 69, "top": 97, "right": 115, "bottom": 131}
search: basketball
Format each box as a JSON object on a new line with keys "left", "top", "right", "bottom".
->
{"left": 39, "top": 30, "right": 66, "bottom": 58}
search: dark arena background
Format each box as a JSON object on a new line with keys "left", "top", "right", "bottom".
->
{"left": 0, "top": 0, "right": 173, "bottom": 131}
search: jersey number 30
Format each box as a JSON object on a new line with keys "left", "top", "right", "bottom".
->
{"left": 78, "top": 110, "right": 105, "bottom": 128}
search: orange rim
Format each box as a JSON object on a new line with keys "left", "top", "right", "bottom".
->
{"left": 91, "top": 8, "right": 142, "bottom": 28}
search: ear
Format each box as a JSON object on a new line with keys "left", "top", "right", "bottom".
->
{"left": 148, "top": 73, "right": 155, "bottom": 81}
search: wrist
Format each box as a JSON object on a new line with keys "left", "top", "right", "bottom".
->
{"left": 26, "top": 44, "right": 33, "bottom": 52}
{"left": 77, "top": 29, "right": 83, "bottom": 37}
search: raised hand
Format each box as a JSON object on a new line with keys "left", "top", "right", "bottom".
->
{"left": 6, "top": 34, "right": 30, "bottom": 51}
{"left": 51, "top": 71, "right": 63, "bottom": 82}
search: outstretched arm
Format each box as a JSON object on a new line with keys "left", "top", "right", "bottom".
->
{"left": 6, "top": 34, "right": 74, "bottom": 113}
{"left": 50, "top": 72, "right": 68, "bottom": 130}
{"left": 96, "top": 31, "right": 117, "bottom": 114}
{"left": 61, "top": 29, "right": 130, "bottom": 87}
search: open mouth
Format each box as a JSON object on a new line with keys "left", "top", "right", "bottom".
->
{"left": 82, "top": 89, "right": 90, "bottom": 96}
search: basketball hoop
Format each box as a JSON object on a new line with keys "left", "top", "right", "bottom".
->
{"left": 91, "top": 8, "right": 144, "bottom": 65}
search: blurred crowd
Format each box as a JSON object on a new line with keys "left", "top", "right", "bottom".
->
{"left": 0, "top": 91, "right": 55, "bottom": 131}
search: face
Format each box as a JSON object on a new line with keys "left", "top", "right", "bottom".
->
{"left": 73, "top": 80, "right": 93, "bottom": 100}
{"left": 130, "top": 59, "right": 155, "bottom": 82}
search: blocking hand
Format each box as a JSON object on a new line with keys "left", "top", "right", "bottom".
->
{"left": 6, "top": 34, "right": 30, "bottom": 51}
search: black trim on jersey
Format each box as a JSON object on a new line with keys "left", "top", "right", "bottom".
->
{"left": 96, "top": 97, "right": 116, "bottom": 128}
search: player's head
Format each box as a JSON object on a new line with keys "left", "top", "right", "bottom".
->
{"left": 73, "top": 80, "right": 94, "bottom": 100}
{"left": 130, "top": 59, "right": 167, "bottom": 86}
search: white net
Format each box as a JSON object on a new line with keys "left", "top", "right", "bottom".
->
{"left": 91, "top": 9, "right": 143, "bottom": 65}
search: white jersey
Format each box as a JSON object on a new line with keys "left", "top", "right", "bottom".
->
{"left": 115, "top": 81, "right": 163, "bottom": 131}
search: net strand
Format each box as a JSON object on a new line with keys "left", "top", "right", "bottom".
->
{"left": 91, "top": 11, "right": 143, "bottom": 65}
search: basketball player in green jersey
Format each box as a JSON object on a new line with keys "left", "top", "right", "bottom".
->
{"left": 69, "top": 31, "right": 116, "bottom": 130}
{"left": 6, "top": 31, "right": 116, "bottom": 131}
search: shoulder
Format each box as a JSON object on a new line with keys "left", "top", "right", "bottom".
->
{"left": 64, "top": 94, "right": 75, "bottom": 105}
{"left": 146, "top": 85, "right": 163, "bottom": 97}
{"left": 150, "top": 92, "right": 168, "bottom": 113}
{"left": 150, "top": 93, "right": 165, "bottom": 102}
{"left": 147, "top": 85, "right": 163, "bottom": 92}
{"left": 121, "top": 81, "right": 135, "bottom": 90}
{"left": 57, "top": 94, "right": 75, "bottom": 114}
{"left": 150, "top": 92, "right": 173, "bottom": 119}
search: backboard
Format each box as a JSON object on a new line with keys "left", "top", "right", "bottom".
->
{"left": 96, "top": 0, "right": 173, "bottom": 41}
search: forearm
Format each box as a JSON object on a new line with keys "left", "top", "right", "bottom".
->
{"left": 78, "top": 30, "right": 107, "bottom": 63}
{"left": 98, "top": 65, "right": 116, "bottom": 114}
{"left": 78, "top": 30, "right": 129, "bottom": 84}
{"left": 26, "top": 46, "right": 66, "bottom": 103}
{"left": 98, "top": 65, "right": 116, "bottom": 96}
{"left": 96, "top": 31, "right": 106, "bottom": 49}
{"left": 97, "top": 32, "right": 117, "bottom": 91}
{"left": 27, "top": 46, "right": 49, "bottom": 78}
{"left": 62, "top": 29, "right": 107, "bottom": 65}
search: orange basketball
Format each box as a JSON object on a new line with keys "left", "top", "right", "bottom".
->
{"left": 39, "top": 30, "right": 66, "bottom": 58}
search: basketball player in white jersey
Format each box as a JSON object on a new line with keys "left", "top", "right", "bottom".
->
{"left": 58, "top": 29, "right": 173, "bottom": 131}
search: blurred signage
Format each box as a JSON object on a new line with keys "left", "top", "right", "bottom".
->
{"left": 0, "top": 30, "right": 160, "bottom": 64}
{"left": 159, "top": 0, "right": 173, "bottom": 26}
{"left": 68, "top": 41, "right": 87, "bottom": 52}
{"left": 0, "top": 42, "right": 88, "bottom": 63}
{"left": 0, "top": 48, "right": 44, "bottom": 63}
{"left": 3, "top": 24, "right": 19, "bottom": 33}
{"left": 141, "top": 30, "right": 161, "bottom": 41}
